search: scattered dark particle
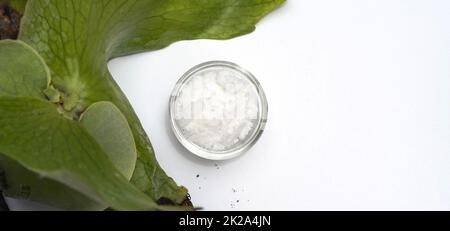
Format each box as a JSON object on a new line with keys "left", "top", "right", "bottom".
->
{"left": 236, "top": 200, "right": 240, "bottom": 203}
{"left": 196, "top": 174, "right": 199, "bottom": 178}
{"left": 198, "top": 186, "right": 202, "bottom": 190}
{"left": 232, "top": 188, "right": 237, "bottom": 193}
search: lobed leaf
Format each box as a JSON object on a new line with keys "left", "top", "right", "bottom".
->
{"left": 0, "top": 40, "right": 157, "bottom": 210}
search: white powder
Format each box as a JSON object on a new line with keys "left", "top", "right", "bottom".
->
{"left": 174, "top": 67, "right": 259, "bottom": 152}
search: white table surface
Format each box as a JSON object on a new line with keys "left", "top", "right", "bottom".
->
{"left": 7, "top": 0, "right": 450, "bottom": 210}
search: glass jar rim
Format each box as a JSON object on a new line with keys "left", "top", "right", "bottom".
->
{"left": 169, "top": 60, "right": 268, "bottom": 160}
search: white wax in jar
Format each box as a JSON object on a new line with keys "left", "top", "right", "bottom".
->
{"left": 173, "top": 67, "right": 259, "bottom": 152}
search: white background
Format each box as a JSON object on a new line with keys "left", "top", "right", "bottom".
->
{"left": 7, "top": 0, "right": 450, "bottom": 210}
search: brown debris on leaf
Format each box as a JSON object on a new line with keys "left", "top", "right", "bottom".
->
{"left": 157, "top": 194, "right": 193, "bottom": 208}
{"left": 0, "top": 3, "right": 21, "bottom": 40}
